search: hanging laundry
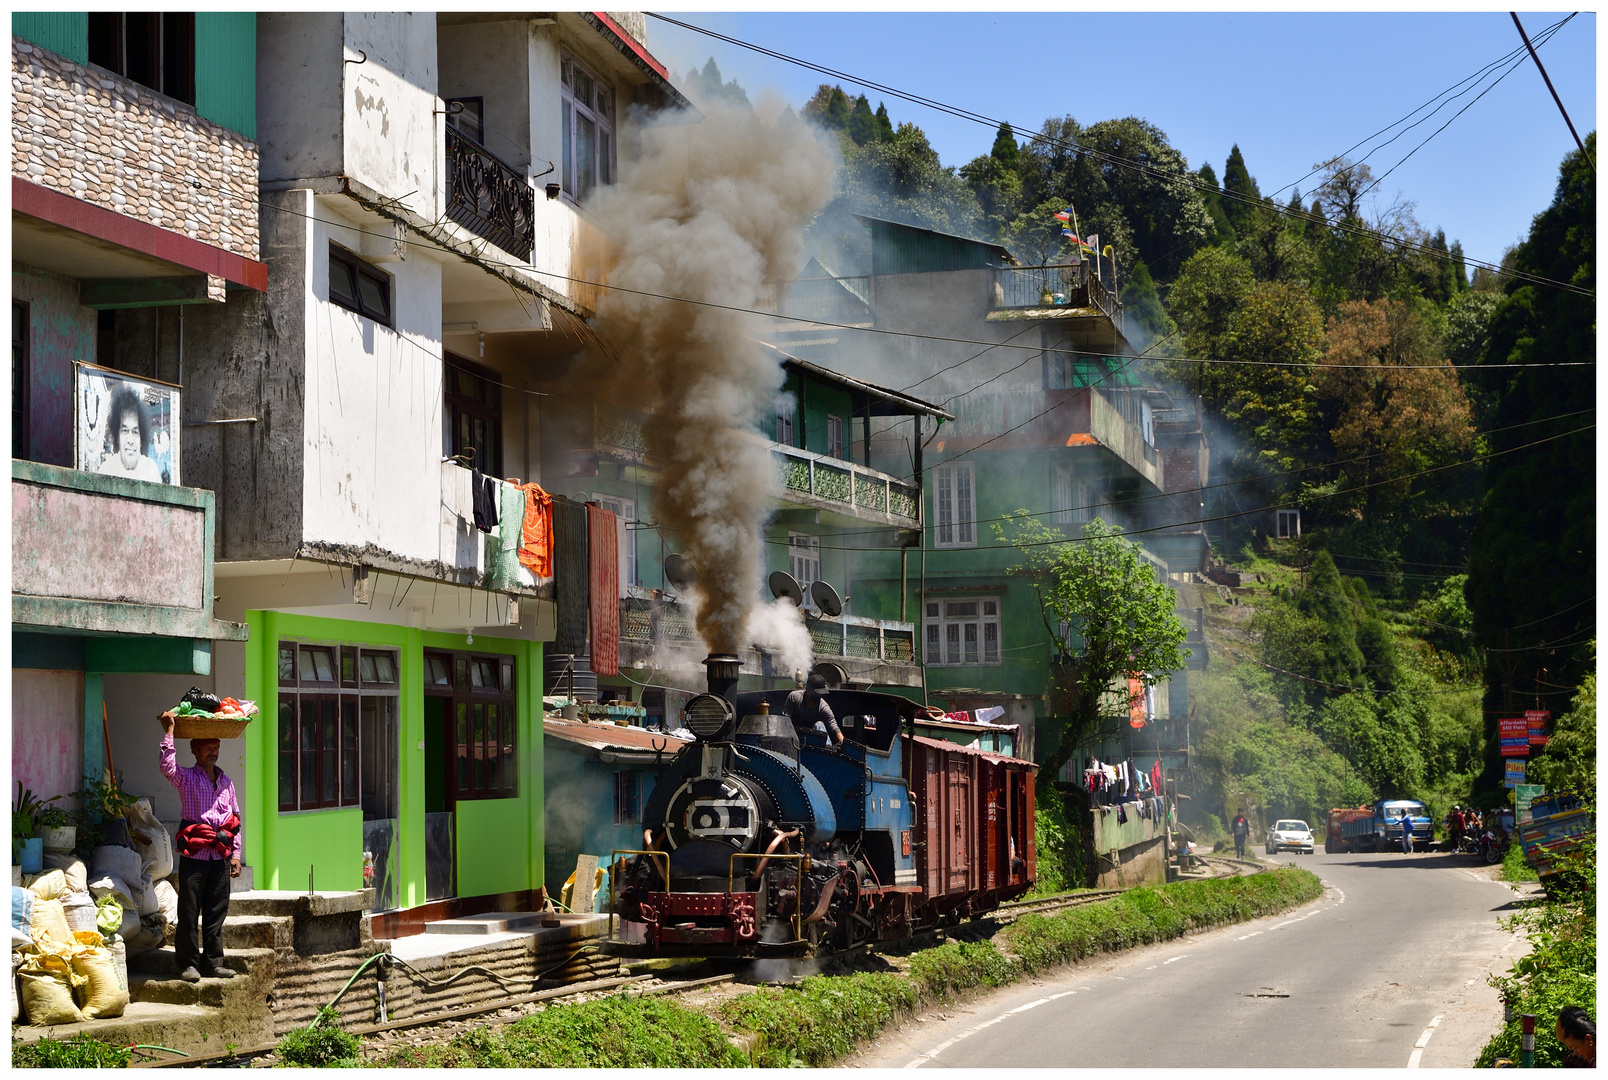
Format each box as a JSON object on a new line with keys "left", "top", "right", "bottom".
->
{"left": 943, "top": 711, "right": 971, "bottom": 725}
{"left": 471, "top": 468, "right": 499, "bottom": 533}
{"left": 552, "top": 496, "right": 589, "bottom": 656}
{"left": 517, "top": 482, "right": 553, "bottom": 576}
{"left": 974, "top": 705, "right": 1006, "bottom": 724}
{"left": 587, "top": 502, "right": 620, "bottom": 678}
{"left": 1150, "top": 760, "right": 1163, "bottom": 792}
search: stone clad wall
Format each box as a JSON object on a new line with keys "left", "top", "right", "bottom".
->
{"left": 11, "top": 36, "right": 260, "bottom": 260}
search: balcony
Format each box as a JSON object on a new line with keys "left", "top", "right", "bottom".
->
{"left": 991, "top": 263, "right": 1122, "bottom": 328}
{"left": 771, "top": 444, "right": 921, "bottom": 526}
{"left": 12, "top": 460, "right": 245, "bottom": 642}
{"left": 619, "top": 597, "right": 922, "bottom": 688}
{"left": 445, "top": 126, "right": 536, "bottom": 261}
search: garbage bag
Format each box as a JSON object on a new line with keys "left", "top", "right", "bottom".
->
{"left": 26, "top": 870, "right": 66, "bottom": 902}
{"left": 18, "top": 952, "right": 83, "bottom": 1026}
{"left": 125, "top": 799, "right": 174, "bottom": 881}
{"left": 71, "top": 940, "right": 127, "bottom": 1020}
{"left": 41, "top": 854, "right": 87, "bottom": 896}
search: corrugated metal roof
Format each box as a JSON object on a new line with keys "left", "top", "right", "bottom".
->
{"left": 853, "top": 215, "right": 1017, "bottom": 275}
{"left": 543, "top": 718, "right": 689, "bottom": 753}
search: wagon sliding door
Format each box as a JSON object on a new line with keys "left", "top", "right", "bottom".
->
{"left": 946, "top": 753, "right": 975, "bottom": 892}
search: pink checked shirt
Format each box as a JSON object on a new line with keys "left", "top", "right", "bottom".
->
{"left": 159, "top": 733, "right": 243, "bottom": 860}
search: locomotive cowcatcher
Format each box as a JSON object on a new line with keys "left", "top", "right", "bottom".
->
{"left": 605, "top": 655, "right": 1036, "bottom": 958}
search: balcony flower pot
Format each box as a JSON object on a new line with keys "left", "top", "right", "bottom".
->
{"left": 18, "top": 837, "right": 43, "bottom": 875}
{"left": 41, "top": 825, "right": 76, "bottom": 853}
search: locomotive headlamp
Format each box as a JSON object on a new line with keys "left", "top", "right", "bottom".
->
{"left": 684, "top": 693, "right": 736, "bottom": 741}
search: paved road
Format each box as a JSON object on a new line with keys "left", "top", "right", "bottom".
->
{"left": 855, "top": 849, "right": 1532, "bottom": 1069}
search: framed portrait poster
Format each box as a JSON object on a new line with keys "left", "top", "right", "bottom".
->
{"left": 73, "top": 361, "right": 181, "bottom": 486}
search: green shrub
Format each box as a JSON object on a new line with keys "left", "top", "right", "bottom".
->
{"left": 721, "top": 971, "right": 918, "bottom": 1067}
{"left": 907, "top": 939, "right": 1020, "bottom": 998}
{"left": 1500, "top": 838, "right": 1538, "bottom": 882}
{"left": 276, "top": 1009, "right": 363, "bottom": 1068}
{"left": 378, "top": 994, "right": 746, "bottom": 1069}
{"left": 13, "top": 1034, "right": 132, "bottom": 1069}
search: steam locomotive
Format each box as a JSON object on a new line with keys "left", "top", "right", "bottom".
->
{"left": 607, "top": 655, "right": 1037, "bottom": 958}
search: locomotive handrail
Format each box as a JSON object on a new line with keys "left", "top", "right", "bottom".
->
{"left": 729, "top": 852, "right": 805, "bottom": 943}
{"left": 607, "top": 849, "right": 670, "bottom": 942}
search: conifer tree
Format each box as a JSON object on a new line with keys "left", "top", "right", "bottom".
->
{"left": 1221, "top": 144, "right": 1262, "bottom": 235}
{"left": 990, "top": 122, "right": 1020, "bottom": 171}
{"left": 873, "top": 102, "right": 893, "bottom": 142}
{"left": 848, "top": 93, "right": 878, "bottom": 146}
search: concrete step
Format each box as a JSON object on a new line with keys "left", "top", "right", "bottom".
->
{"left": 227, "top": 889, "right": 372, "bottom": 918}
{"left": 126, "top": 946, "right": 276, "bottom": 1009}
{"left": 222, "top": 914, "right": 293, "bottom": 951}
{"left": 423, "top": 911, "right": 546, "bottom": 935}
{"left": 12, "top": 999, "right": 266, "bottom": 1061}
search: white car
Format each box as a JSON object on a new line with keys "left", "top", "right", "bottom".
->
{"left": 1266, "top": 819, "right": 1315, "bottom": 854}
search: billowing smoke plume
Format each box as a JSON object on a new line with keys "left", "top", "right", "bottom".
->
{"left": 584, "top": 98, "right": 837, "bottom": 654}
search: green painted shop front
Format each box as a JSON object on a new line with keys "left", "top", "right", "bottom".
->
{"left": 240, "top": 612, "right": 544, "bottom": 921}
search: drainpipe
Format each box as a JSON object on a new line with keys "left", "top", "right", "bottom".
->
{"left": 177, "top": 306, "right": 184, "bottom": 387}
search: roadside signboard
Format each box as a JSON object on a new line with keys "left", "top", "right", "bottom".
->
{"left": 1526, "top": 709, "right": 1551, "bottom": 747}
{"left": 1504, "top": 759, "right": 1528, "bottom": 788}
{"left": 1515, "top": 784, "right": 1545, "bottom": 820}
{"left": 1499, "top": 717, "right": 1530, "bottom": 757}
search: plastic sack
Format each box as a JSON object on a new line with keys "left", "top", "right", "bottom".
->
{"left": 137, "top": 871, "right": 160, "bottom": 918}
{"left": 29, "top": 898, "right": 74, "bottom": 949}
{"left": 61, "top": 891, "right": 99, "bottom": 935}
{"left": 88, "top": 845, "right": 148, "bottom": 889}
{"left": 26, "top": 869, "right": 66, "bottom": 902}
{"left": 122, "top": 916, "right": 162, "bottom": 957}
{"left": 71, "top": 940, "right": 127, "bottom": 1020}
{"left": 41, "top": 854, "right": 87, "bottom": 896}
{"left": 18, "top": 952, "right": 83, "bottom": 1026}
{"left": 153, "top": 879, "right": 178, "bottom": 930}
{"left": 11, "top": 887, "right": 33, "bottom": 937}
{"left": 125, "top": 799, "right": 174, "bottom": 881}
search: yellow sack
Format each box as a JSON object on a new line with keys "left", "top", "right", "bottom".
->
{"left": 18, "top": 952, "right": 83, "bottom": 1026}
{"left": 26, "top": 869, "right": 67, "bottom": 901}
{"left": 28, "top": 898, "right": 74, "bottom": 948}
{"left": 71, "top": 943, "right": 128, "bottom": 1020}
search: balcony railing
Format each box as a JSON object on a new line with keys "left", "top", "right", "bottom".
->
{"left": 771, "top": 444, "right": 920, "bottom": 524}
{"left": 993, "top": 263, "right": 1121, "bottom": 327}
{"left": 445, "top": 126, "right": 535, "bottom": 261}
{"left": 620, "top": 597, "right": 915, "bottom": 665}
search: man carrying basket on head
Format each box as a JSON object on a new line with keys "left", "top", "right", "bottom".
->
{"left": 159, "top": 709, "right": 242, "bottom": 983}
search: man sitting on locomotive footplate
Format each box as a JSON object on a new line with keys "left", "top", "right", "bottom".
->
{"left": 783, "top": 673, "right": 844, "bottom": 746}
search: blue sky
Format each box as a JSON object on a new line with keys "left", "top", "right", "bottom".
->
{"left": 647, "top": 11, "right": 1596, "bottom": 272}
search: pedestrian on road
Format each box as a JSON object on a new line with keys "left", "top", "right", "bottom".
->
{"left": 1232, "top": 813, "right": 1250, "bottom": 858}
{"left": 159, "top": 711, "right": 242, "bottom": 984}
{"left": 1557, "top": 1006, "right": 1596, "bottom": 1067}
{"left": 1449, "top": 806, "right": 1465, "bottom": 852}
{"left": 1401, "top": 810, "right": 1415, "bottom": 853}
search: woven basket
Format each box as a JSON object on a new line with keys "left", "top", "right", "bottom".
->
{"left": 173, "top": 717, "right": 251, "bottom": 740}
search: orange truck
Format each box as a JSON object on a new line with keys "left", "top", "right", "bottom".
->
{"left": 1325, "top": 807, "right": 1373, "bottom": 853}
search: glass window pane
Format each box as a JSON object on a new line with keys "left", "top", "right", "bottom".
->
{"left": 321, "top": 701, "right": 338, "bottom": 750}
{"left": 456, "top": 703, "right": 470, "bottom": 793}
{"left": 342, "top": 700, "right": 358, "bottom": 802}
{"left": 926, "top": 624, "right": 939, "bottom": 659}
{"left": 473, "top": 705, "right": 486, "bottom": 790}
{"left": 376, "top": 654, "right": 397, "bottom": 684}
{"left": 984, "top": 622, "right": 999, "bottom": 664}
{"left": 469, "top": 661, "right": 483, "bottom": 688}
{"left": 359, "top": 653, "right": 376, "bottom": 684}
{"left": 487, "top": 704, "right": 501, "bottom": 791}
{"left": 278, "top": 645, "right": 295, "bottom": 684}
{"left": 983, "top": 601, "right": 998, "bottom": 616}
{"left": 561, "top": 100, "right": 573, "bottom": 195}
{"left": 358, "top": 273, "right": 389, "bottom": 322}
{"left": 576, "top": 114, "right": 596, "bottom": 200}
{"left": 926, "top": 602, "right": 939, "bottom": 618}
{"left": 455, "top": 659, "right": 468, "bottom": 688}
{"left": 964, "top": 623, "right": 979, "bottom": 664}
{"left": 947, "top": 602, "right": 978, "bottom": 618}
{"left": 279, "top": 700, "right": 296, "bottom": 809}
{"left": 328, "top": 258, "right": 358, "bottom": 307}
{"left": 300, "top": 702, "right": 318, "bottom": 805}
{"left": 341, "top": 647, "right": 357, "bottom": 686}
{"left": 574, "top": 68, "right": 592, "bottom": 108}
{"left": 946, "top": 623, "right": 960, "bottom": 665}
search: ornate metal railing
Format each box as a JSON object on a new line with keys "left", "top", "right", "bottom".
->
{"left": 993, "top": 263, "right": 1121, "bottom": 326}
{"left": 771, "top": 443, "right": 920, "bottom": 525}
{"left": 445, "top": 126, "right": 535, "bottom": 260}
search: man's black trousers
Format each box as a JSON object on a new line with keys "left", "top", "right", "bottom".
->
{"left": 175, "top": 855, "right": 231, "bottom": 969}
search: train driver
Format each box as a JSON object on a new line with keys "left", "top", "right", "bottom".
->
{"left": 783, "top": 673, "right": 845, "bottom": 746}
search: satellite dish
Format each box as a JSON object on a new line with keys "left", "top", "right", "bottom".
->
{"left": 810, "top": 580, "right": 843, "bottom": 618}
{"left": 768, "top": 571, "right": 805, "bottom": 607}
{"left": 664, "top": 553, "right": 698, "bottom": 592}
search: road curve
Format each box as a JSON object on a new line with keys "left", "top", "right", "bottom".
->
{"left": 853, "top": 849, "right": 1532, "bottom": 1069}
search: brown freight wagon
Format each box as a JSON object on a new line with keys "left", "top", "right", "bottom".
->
{"left": 908, "top": 735, "right": 1036, "bottom": 925}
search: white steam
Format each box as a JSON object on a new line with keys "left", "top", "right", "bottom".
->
{"left": 745, "top": 598, "right": 813, "bottom": 677}
{"left": 584, "top": 96, "right": 838, "bottom": 655}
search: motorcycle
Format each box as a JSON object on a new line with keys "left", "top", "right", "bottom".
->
{"left": 1478, "top": 827, "right": 1509, "bottom": 865}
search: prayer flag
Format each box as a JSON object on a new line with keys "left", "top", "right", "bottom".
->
{"left": 1054, "top": 208, "right": 1072, "bottom": 223}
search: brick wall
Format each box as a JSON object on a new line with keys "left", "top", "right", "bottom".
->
{"left": 11, "top": 37, "right": 260, "bottom": 261}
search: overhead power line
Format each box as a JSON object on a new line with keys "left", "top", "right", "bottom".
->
{"left": 1511, "top": 12, "right": 1596, "bottom": 175}
{"left": 646, "top": 12, "right": 1593, "bottom": 299}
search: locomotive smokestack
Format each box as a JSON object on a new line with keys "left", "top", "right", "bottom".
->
{"left": 704, "top": 654, "right": 740, "bottom": 705}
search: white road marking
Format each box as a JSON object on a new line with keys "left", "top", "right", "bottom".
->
{"left": 1010, "top": 998, "right": 1050, "bottom": 1013}
{"left": 1146, "top": 965, "right": 1157, "bottom": 970}
{"left": 1428, "top": 1015, "right": 1443, "bottom": 1029}
{"left": 1407, "top": 1049, "right": 1424, "bottom": 1068}
{"left": 1407, "top": 1015, "right": 1445, "bottom": 1065}
{"left": 904, "top": 989, "right": 1082, "bottom": 1065}
{"left": 1237, "top": 931, "right": 1263, "bottom": 940}
{"left": 1164, "top": 955, "right": 1187, "bottom": 964}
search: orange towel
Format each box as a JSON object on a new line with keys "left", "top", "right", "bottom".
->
{"left": 517, "top": 482, "right": 553, "bottom": 577}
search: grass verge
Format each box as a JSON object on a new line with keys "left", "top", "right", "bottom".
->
{"left": 12, "top": 1034, "right": 132, "bottom": 1069}
{"left": 368, "top": 867, "right": 1323, "bottom": 1069}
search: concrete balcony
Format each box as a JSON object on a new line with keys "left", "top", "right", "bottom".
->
{"left": 771, "top": 443, "right": 921, "bottom": 527}
{"left": 11, "top": 459, "right": 246, "bottom": 643}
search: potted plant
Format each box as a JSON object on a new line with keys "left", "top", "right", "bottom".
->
{"left": 38, "top": 802, "right": 76, "bottom": 854}
{"left": 12, "top": 784, "right": 47, "bottom": 874}
{"left": 69, "top": 775, "right": 139, "bottom": 856}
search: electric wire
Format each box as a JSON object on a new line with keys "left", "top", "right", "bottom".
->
{"left": 645, "top": 12, "right": 1593, "bottom": 299}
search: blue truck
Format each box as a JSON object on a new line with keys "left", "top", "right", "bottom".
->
{"left": 1326, "top": 800, "right": 1430, "bottom": 853}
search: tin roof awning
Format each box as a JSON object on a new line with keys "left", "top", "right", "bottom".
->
{"left": 758, "top": 343, "right": 954, "bottom": 421}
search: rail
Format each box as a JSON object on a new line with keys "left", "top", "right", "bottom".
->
{"left": 445, "top": 126, "right": 536, "bottom": 260}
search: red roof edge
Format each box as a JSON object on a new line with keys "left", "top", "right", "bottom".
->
{"left": 590, "top": 12, "right": 669, "bottom": 80}
{"left": 583, "top": 12, "right": 695, "bottom": 113}
{"left": 12, "top": 177, "right": 269, "bottom": 292}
